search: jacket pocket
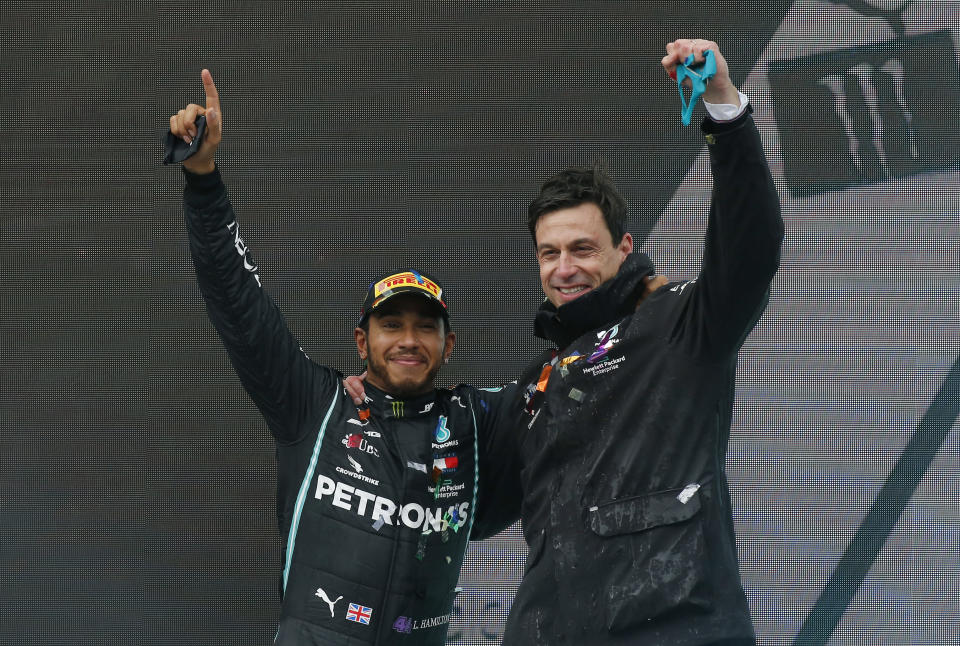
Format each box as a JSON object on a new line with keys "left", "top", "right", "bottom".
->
{"left": 586, "top": 485, "right": 712, "bottom": 632}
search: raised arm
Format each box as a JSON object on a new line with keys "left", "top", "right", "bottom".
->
{"left": 170, "top": 70, "right": 335, "bottom": 443}
{"left": 169, "top": 69, "right": 222, "bottom": 176}
{"left": 663, "top": 41, "right": 784, "bottom": 356}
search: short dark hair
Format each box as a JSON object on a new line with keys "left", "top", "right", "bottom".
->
{"left": 527, "top": 161, "right": 628, "bottom": 245}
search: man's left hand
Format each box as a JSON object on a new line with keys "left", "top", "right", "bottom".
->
{"left": 638, "top": 274, "right": 669, "bottom": 308}
{"left": 661, "top": 39, "right": 739, "bottom": 106}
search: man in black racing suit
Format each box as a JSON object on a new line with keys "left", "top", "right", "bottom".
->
{"left": 168, "top": 69, "right": 520, "bottom": 645}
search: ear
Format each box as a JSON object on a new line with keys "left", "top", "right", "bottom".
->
{"left": 617, "top": 232, "right": 633, "bottom": 260}
{"left": 354, "top": 327, "right": 368, "bottom": 359}
{"left": 442, "top": 330, "right": 456, "bottom": 363}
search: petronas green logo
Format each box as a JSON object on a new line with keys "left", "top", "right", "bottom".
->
{"left": 434, "top": 415, "right": 451, "bottom": 443}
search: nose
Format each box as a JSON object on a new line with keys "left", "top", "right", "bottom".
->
{"left": 396, "top": 323, "right": 420, "bottom": 349}
{"left": 555, "top": 251, "right": 577, "bottom": 279}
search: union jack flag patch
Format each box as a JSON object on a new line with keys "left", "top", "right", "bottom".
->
{"left": 346, "top": 602, "right": 373, "bottom": 625}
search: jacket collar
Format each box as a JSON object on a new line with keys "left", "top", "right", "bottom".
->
{"left": 360, "top": 381, "right": 441, "bottom": 419}
{"left": 533, "top": 253, "right": 656, "bottom": 349}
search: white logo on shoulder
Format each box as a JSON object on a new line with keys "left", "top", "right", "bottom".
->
{"left": 315, "top": 587, "right": 343, "bottom": 618}
{"left": 670, "top": 279, "right": 696, "bottom": 295}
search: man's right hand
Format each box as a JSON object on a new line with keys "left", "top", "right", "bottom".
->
{"left": 168, "top": 69, "right": 222, "bottom": 175}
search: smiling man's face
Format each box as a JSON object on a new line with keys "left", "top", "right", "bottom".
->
{"left": 355, "top": 294, "right": 454, "bottom": 398}
{"left": 534, "top": 202, "right": 633, "bottom": 308}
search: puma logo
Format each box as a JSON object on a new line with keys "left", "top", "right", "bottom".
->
{"left": 314, "top": 587, "right": 343, "bottom": 618}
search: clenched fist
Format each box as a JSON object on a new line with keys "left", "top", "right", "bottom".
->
{"left": 661, "top": 39, "right": 739, "bottom": 106}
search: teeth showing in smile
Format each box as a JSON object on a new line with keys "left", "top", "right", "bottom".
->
{"left": 559, "top": 287, "right": 586, "bottom": 294}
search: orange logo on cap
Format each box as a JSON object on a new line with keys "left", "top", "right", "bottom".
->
{"left": 374, "top": 272, "right": 443, "bottom": 301}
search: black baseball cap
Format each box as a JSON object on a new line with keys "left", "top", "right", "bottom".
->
{"left": 359, "top": 269, "right": 449, "bottom": 326}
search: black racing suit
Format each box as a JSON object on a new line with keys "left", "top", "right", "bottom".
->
{"left": 182, "top": 168, "right": 520, "bottom": 645}
{"left": 502, "top": 110, "right": 784, "bottom": 645}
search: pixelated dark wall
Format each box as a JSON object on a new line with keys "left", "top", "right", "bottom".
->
{"left": 1, "top": 1, "right": 957, "bottom": 645}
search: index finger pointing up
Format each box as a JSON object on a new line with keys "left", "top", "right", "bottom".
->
{"left": 201, "top": 68, "right": 220, "bottom": 112}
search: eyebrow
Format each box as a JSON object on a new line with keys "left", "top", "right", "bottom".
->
{"left": 537, "top": 237, "right": 597, "bottom": 252}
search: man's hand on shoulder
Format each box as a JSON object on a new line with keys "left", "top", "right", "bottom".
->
{"left": 637, "top": 274, "right": 669, "bottom": 309}
{"left": 168, "top": 69, "right": 223, "bottom": 175}
{"left": 661, "top": 39, "right": 740, "bottom": 107}
{"left": 344, "top": 372, "right": 368, "bottom": 406}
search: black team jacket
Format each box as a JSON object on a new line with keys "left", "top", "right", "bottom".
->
{"left": 182, "top": 169, "right": 520, "bottom": 645}
{"left": 502, "top": 110, "right": 784, "bottom": 646}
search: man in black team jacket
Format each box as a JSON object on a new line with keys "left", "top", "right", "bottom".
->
{"left": 499, "top": 39, "right": 784, "bottom": 645}
{"left": 168, "top": 70, "right": 519, "bottom": 645}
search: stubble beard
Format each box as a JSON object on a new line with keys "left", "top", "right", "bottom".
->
{"left": 366, "top": 353, "right": 439, "bottom": 399}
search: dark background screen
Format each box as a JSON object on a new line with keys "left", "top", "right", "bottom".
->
{"left": 1, "top": 1, "right": 957, "bottom": 644}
